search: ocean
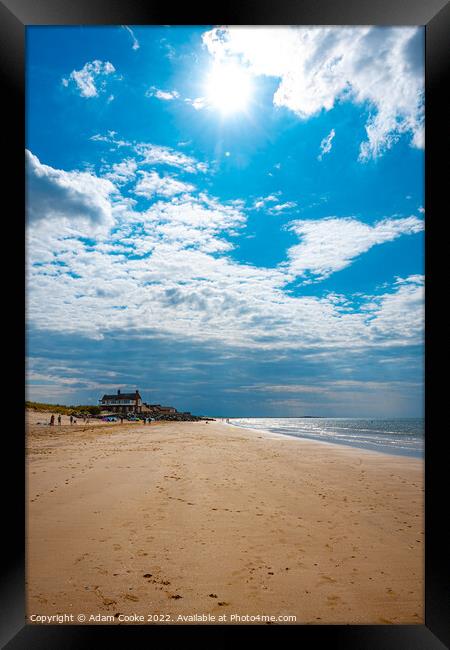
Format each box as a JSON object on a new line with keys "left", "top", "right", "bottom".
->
{"left": 228, "top": 417, "right": 424, "bottom": 458}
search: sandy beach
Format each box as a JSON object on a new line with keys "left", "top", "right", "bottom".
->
{"left": 26, "top": 413, "right": 424, "bottom": 625}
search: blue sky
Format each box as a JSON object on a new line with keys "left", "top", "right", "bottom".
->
{"left": 26, "top": 26, "right": 424, "bottom": 416}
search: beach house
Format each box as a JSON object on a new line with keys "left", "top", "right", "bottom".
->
{"left": 99, "top": 389, "right": 143, "bottom": 414}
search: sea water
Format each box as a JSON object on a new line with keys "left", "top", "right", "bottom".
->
{"left": 228, "top": 418, "right": 424, "bottom": 458}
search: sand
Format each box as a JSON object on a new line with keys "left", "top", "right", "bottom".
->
{"left": 26, "top": 414, "right": 424, "bottom": 625}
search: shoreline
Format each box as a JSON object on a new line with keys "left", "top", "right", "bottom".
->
{"left": 27, "top": 416, "right": 424, "bottom": 625}
{"left": 223, "top": 419, "right": 424, "bottom": 459}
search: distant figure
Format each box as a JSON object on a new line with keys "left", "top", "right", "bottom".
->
{"left": 69, "top": 415, "right": 73, "bottom": 425}
{"left": 50, "top": 414, "right": 55, "bottom": 426}
{"left": 57, "top": 415, "right": 61, "bottom": 425}
{"left": 120, "top": 416, "right": 124, "bottom": 424}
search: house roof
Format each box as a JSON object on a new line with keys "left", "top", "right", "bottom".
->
{"left": 101, "top": 392, "right": 141, "bottom": 401}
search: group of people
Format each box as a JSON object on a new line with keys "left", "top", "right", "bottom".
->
{"left": 48, "top": 412, "right": 151, "bottom": 426}
{"left": 49, "top": 414, "right": 80, "bottom": 425}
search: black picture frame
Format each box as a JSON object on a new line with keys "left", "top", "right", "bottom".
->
{"left": 2, "top": 0, "right": 448, "bottom": 647}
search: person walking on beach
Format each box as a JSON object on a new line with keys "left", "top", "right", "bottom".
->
{"left": 50, "top": 414, "right": 55, "bottom": 426}
{"left": 57, "top": 414, "right": 61, "bottom": 425}
{"left": 120, "top": 416, "right": 124, "bottom": 424}
{"left": 69, "top": 415, "right": 73, "bottom": 425}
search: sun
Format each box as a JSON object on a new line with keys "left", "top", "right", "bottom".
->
{"left": 205, "top": 61, "right": 253, "bottom": 115}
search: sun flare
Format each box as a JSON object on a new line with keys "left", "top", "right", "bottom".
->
{"left": 205, "top": 62, "right": 253, "bottom": 115}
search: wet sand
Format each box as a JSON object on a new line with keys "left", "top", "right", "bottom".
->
{"left": 26, "top": 414, "right": 424, "bottom": 625}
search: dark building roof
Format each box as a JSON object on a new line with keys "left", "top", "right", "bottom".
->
{"left": 101, "top": 390, "right": 141, "bottom": 401}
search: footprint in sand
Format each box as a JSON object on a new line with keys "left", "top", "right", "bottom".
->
{"left": 94, "top": 566, "right": 108, "bottom": 575}
{"left": 320, "top": 575, "right": 337, "bottom": 584}
{"left": 94, "top": 587, "right": 116, "bottom": 606}
{"left": 327, "top": 595, "right": 340, "bottom": 605}
{"left": 124, "top": 593, "right": 139, "bottom": 602}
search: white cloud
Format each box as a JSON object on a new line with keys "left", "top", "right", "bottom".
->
{"left": 143, "top": 193, "right": 246, "bottom": 232}
{"left": 143, "top": 87, "right": 208, "bottom": 110}
{"left": 26, "top": 151, "right": 424, "bottom": 354}
{"left": 104, "top": 159, "right": 137, "bottom": 185}
{"left": 134, "top": 171, "right": 195, "bottom": 198}
{"left": 252, "top": 194, "right": 298, "bottom": 214}
{"left": 318, "top": 128, "right": 335, "bottom": 160}
{"left": 26, "top": 150, "right": 118, "bottom": 228}
{"left": 89, "top": 132, "right": 209, "bottom": 174}
{"left": 185, "top": 97, "right": 208, "bottom": 110}
{"left": 270, "top": 201, "right": 297, "bottom": 213}
{"left": 203, "top": 27, "right": 424, "bottom": 160}
{"left": 122, "top": 25, "right": 140, "bottom": 50}
{"left": 231, "top": 378, "right": 419, "bottom": 395}
{"left": 136, "top": 142, "right": 208, "bottom": 174}
{"left": 364, "top": 275, "right": 424, "bottom": 344}
{"left": 285, "top": 216, "right": 424, "bottom": 281}
{"left": 90, "top": 132, "right": 131, "bottom": 148}
{"left": 151, "top": 222, "right": 234, "bottom": 254}
{"left": 62, "top": 60, "right": 117, "bottom": 98}
{"left": 146, "top": 87, "right": 180, "bottom": 101}
{"left": 26, "top": 221, "right": 425, "bottom": 351}
{"left": 253, "top": 194, "right": 279, "bottom": 209}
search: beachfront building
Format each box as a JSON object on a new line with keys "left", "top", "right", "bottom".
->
{"left": 99, "top": 389, "right": 143, "bottom": 414}
{"left": 147, "top": 404, "right": 177, "bottom": 415}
